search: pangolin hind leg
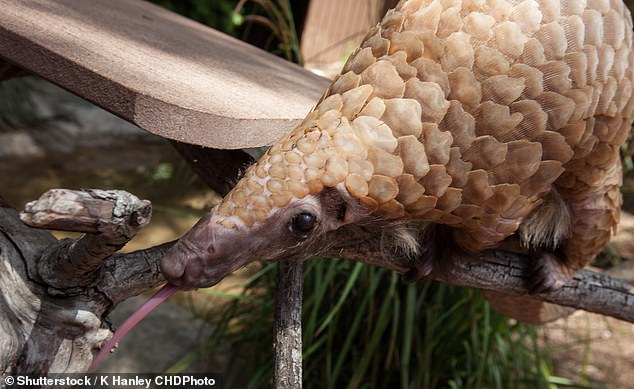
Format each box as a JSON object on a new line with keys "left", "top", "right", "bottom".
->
{"left": 472, "top": 191, "right": 579, "bottom": 323}
{"left": 517, "top": 188, "right": 575, "bottom": 292}
{"left": 527, "top": 138, "right": 624, "bottom": 292}
{"left": 517, "top": 188, "right": 620, "bottom": 299}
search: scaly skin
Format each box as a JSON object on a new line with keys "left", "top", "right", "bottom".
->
{"left": 161, "top": 0, "right": 634, "bottom": 322}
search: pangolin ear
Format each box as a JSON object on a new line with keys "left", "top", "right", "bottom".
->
{"left": 318, "top": 187, "right": 370, "bottom": 230}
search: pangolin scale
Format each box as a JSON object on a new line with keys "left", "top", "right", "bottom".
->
{"left": 161, "top": 0, "right": 634, "bottom": 323}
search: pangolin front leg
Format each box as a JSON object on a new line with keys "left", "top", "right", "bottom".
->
{"left": 160, "top": 0, "right": 634, "bottom": 323}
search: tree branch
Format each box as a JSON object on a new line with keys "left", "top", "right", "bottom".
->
{"left": 335, "top": 235, "right": 634, "bottom": 323}
{"left": 20, "top": 189, "right": 152, "bottom": 289}
{"left": 97, "top": 242, "right": 172, "bottom": 306}
{"left": 429, "top": 250, "right": 634, "bottom": 323}
{"left": 273, "top": 261, "right": 304, "bottom": 389}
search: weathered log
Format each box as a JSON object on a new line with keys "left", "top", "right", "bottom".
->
{"left": 0, "top": 190, "right": 169, "bottom": 375}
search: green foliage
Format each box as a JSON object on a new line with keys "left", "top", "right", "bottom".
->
{"left": 151, "top": 0, "right": 301, "bottom": 64}
{"left": 177, "top": 260, "right": 572, "bottom": 389}
{"left": 234, "top": 0, "right": 302, "bottom": 64}
{"left": 149, "top": 0, "right": 240, "bottom": 35}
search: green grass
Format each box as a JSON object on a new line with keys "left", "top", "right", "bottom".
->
{"left": 171, "top": 259, "right": 578, "bottom": 389}
{"left": 150, "top": 0, "right": 240, "bottom": 36}
{"left": 233, "top": 0, "right": 302, "bottom": 64}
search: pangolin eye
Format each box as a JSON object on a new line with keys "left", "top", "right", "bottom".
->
{"left": 290, "top": 212, "right": 317, "bottom": 238}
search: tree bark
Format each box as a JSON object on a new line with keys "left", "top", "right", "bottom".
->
{"left": 21, "top": 189, "right": 152, "bottom": 290}
{"left": 431, "top": 251, "right": 634, "bottom": 323}
{"left": 273, "top": 261, "right": 304, "bottom": 389}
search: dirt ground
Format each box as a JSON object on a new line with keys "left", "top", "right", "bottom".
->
{"left": 537, "top": 210, "right": 634, "bottom": 389}
{"left": 543, "top": 309, "right": 634, "bottom": 388}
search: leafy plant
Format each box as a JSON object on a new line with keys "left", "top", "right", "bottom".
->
{"left": 168, "top": 259, "right": 582, "bottom": 389}
{"left": 150, "top": 0, "right": 240, "bottom": 36}
{"left": 233, "top": 0, "right": 302, "bottom": 64}
{"left": 151, "top": 0, "right": 302, "bottom": 64}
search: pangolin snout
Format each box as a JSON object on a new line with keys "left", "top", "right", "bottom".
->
{"left": 160, "top": 238, "right": 209, "bottom": 287}
{"left": 160, "top": 212, "right": 254, "bottom": 288}
{"left": 160, "top": 212, "right": 223, "bottom": 288}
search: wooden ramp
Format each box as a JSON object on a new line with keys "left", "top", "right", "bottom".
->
{"left": 0, "top": 0, "right": 330, "bottom": 149}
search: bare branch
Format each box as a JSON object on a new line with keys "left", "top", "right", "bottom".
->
{"left": 430, "top": 250, "right": 634, "bottom": 323}
{"left": 20, "top": 189, "right": 151, "bottom": 289}
{"left": 273, "top": 261, "right": 303, "bottom": 389}
{"left": 334, "top": 235, "right": 634, "bottom": 323}
{"left": 97, "top": 242, "right": 172, "bottom": 306}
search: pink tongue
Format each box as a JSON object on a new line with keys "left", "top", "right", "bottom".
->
{"left": 89, "top": 284, "right": 180, "bottom": 371}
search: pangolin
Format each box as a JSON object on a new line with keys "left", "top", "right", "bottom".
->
{"left": 160, "top": 0, "right": 634, "bottom": 323}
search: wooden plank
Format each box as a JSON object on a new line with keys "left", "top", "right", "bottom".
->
{"left": 300, "top": 0, "right": 398, "bottom": 78}
{"left": 301, "top": 0, "right": 381, "bottom": 77}
{"left": 0, "top": 0, "right": 330, "bottom": 149}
